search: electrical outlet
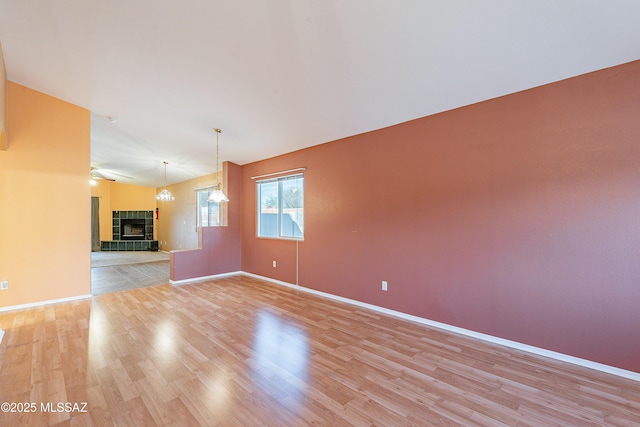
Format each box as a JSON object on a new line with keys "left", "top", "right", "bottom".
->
{"left": 1, "top": 280, "right": 8, "bottom": 290}
{"left": 273, "top": 260, "right": 277, "bottom": 268}
{"left": 382, "top": 280, "right": 387, "bottom": 291}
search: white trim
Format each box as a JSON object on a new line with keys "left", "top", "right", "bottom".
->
{"left": 7, "top": 273, "right": 636, "bottom": 382}
{"left": 193, "top": 184, "right": 217, "bottom": 192}
{"left": 0, "top": 294, "right": 93, "bottom": 313}
{"left": 170, "top": 271, "right": 242, "bottom": 286}
{"left": 241, "top": 272, "right": 640, "bottom": 383}
{"left": 242, "top": 272, "right": 297, "bottom": 289}
{"left": 251, "top": 167, "right": 306, "bottom": 181}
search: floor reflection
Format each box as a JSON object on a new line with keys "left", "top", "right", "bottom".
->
{"left": 153, "top": 318, "right": 177, "bottom": 354}
{"left": 250, "top": 309, "right": 309, "bottom": 407}
{"left": 88, "top": 300, "right": 110, "bottom": 354}
{"left": 203, "top": 368, "right": 232, "bottom": 413}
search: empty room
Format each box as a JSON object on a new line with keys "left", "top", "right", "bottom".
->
{"left": 1, "top": 1, "right": 639, "bottom": 425}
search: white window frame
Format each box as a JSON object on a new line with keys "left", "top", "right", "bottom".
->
{"left": 256, "top": 174, "right": 304, "bottom": 240}
{"left": 195, "top": 187, "right": 221, "bottom": 230}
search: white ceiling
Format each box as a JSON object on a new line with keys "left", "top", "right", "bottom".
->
{"left": 1, "top": 1, "right": 640, "bottom": 188}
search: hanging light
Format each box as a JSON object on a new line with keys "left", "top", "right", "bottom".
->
{"left": 208, "top": 128, "right": 229, "bottom": 203}
{"left": 156, "top": 161, "right": 175, "bottom": 201}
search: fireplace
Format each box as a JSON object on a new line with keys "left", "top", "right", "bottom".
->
{"left": 102, "top": 210, "right": 157, "bottom": 251}
{"left": 111, "top": 211, "right": 154, "bottom": 241}
{"left": 120, "top": 218, "right": 146, "bottom": 240}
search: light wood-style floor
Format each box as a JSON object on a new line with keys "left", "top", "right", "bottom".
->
{"left": 1, "top": 275, "right": 639, "bottom": 426}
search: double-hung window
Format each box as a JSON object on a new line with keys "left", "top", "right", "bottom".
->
{"left": 257, "top": 174, "right": 304, "bottom": 239}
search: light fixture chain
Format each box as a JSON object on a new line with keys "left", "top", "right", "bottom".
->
{"left": 208, "top": 128, "right": 229, "bottom": 203}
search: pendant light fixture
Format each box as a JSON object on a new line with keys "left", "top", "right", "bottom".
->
{"left": 156, "top": 161, "right": 175, "bottom": 201}
{"left": 208, "top": 128, "right": 229, "bottom": 203}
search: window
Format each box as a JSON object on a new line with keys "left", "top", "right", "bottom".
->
{"left": 196, "top": 188, "right": 220, "bottom": 229}
{"left": 257, "top": 174, "right": 304, "bottom": 239}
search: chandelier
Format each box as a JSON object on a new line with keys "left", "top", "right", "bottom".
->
{"left": 156, "top": 161, "right": 175, "bottom": 201}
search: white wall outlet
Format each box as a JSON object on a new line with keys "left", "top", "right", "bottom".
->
{"left": 382, "top": 280, "right": 387, "bottom": 291}
{"left": 273, "top": 260, "right": 277, "bottom": 268}
{"left": 1, "top": 280, "right": 8, "bottom": 290}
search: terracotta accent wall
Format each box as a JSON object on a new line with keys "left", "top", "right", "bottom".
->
{"left": 171, "top": 162, "right": 241, "bottom": 281}
{"left": 156, "top": 171, "right": 222, "bottom": 252}
{"left": 240, "top": 60, "right": 640, "bottom": 373}
{"left": 0, "top": 82, "right": 90, "bottom": 308}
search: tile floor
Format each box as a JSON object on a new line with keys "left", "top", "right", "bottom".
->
{"left": 91, "top": 251, "right": 170, "bottom": 295}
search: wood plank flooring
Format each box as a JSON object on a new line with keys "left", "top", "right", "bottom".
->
{"left": 1, "top": 275, "right": 639, "bottom": 426}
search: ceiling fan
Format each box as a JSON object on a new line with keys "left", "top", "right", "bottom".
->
{"left": 90, "top": 167, "right": 116, "bottom": 182}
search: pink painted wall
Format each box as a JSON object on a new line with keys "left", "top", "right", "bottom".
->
{"left": 171, "top": 162, "right": 242, "bottom": 281}
{"left": 240, "top": 60, "right": 640, "bottom": 373}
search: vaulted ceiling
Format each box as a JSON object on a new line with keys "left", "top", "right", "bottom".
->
{"left": 2, "top": 1, "right": 640, "bottom": 187}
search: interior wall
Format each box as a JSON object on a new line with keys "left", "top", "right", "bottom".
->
{"left": 240, "top": 60, "right": 640, "bottom": 373}
{"left": 91, "top": 181, "right": 157, "bottom": 242}
{"left": 109, "top": 181, "right": 156, "bottom": 211}
{"left": 90, "top": 179, "right": 111, "bottom": 241}
{"left": 0, "top": 82, "right": 91, "bottom": 308}
{"left": 171, "top": 162, "right": 241, "bottom": 281}
{"left": 156, "top": 171, "right": 221, "bottom": 252}
{"left": 0, "top": 41, "right": 6, "bottom": 150}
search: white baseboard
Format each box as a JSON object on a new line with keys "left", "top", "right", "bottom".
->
{"left": 170, "top": 271, "right": 242, "bottom": 286}
{"left": 241, "top": 272, "right": 640, "bottom": 383}
{"left": 4, "top": 272, "right": 637, "bottom": 382}
{"left": 0, "top": 294, "right": 93, "bottom": 313}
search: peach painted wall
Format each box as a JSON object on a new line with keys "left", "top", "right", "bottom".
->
{"left": 156, "top": 171, "right": 221, "bottom": 252}
{"left": 91, "top": 181, "right": 156, "bottom": 241}
{"left": 90, "top": 179, "right": 112, "bottom": 241}
{"left": 171, "top": 162, "right": 241, "bottom": 281}
{"left": 0, "top": 41, "right": 6, "bottom": 150}
{"left": 0, "top": 82, "right": 90, "bottom": 308}
{"left": 109, "top": 181, "right": 156, "bottom": 211}
{"left": 240, "top": 60, "right": 640, "bottom": 373}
